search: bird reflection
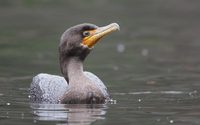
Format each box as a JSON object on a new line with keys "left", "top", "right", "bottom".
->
{"left": 30, "top": 103, "right": 107, "bottom": 125}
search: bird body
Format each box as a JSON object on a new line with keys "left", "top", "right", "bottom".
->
{"left": 30, "top": 71, "right": 108, "bottom": 104}
{"left": 29, "top": 23, "right": 119, "bottom": 104}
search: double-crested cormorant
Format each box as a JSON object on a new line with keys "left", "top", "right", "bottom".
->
{"left": 30, "top": 23, "right": 120, "bottom": 104}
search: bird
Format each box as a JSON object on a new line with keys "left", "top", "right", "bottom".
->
{"left": 29, "top": 23, "right": 120, "bottom": 104}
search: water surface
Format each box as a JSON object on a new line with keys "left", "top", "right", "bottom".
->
{"left": 0, "top": 1, "right": 200, "bottom": 125}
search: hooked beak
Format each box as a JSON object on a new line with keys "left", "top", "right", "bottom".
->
{"left": 82, "top": 23, "right": 120, "bottom": 48}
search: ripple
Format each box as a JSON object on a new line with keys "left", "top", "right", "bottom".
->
{"left": 116, "top": 43, "right": 125, "bottom": 53}
{"left": 112, "top": 91, "right": 185, "bottom": 95}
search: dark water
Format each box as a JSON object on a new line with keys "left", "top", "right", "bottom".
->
{"left": 1, "top": 0, "right": 200, "bottom": 125}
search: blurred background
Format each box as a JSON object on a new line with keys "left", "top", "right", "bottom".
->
{"left": 0, "top": 0, "right": 200, "bottom": 125}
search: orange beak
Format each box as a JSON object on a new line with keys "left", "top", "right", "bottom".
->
{"left": 82, "top": 23, "right": 120, "bottom": 48}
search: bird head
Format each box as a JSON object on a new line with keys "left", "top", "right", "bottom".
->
{"left": 59, "top": 23, "right": 120, "bottom": 61}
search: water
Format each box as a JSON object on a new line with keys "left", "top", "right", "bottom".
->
{"left": 1, "top": 0, "right": 200, "bottom": 125}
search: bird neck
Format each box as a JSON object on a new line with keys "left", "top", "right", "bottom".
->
{"left": 62, "top": 57, "right": 85, "bottom": 84}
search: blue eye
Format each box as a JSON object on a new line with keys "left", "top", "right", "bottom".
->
{"left": 83, "top": 31, "right": 90, "bottom": 37}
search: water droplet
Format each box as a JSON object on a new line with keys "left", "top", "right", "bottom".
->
{"left": 109, "top": 99, "right": 117, "bottom": 104}
{"left": 117, "top": 43, "right": 125, "bottom": 53}
{"left": 113, "top": 66, "right": 119, "bottom": 71}
{"left": 141, "top": 48, "right": 149, "bottom": 56}
{"left": 6, "top": 103, "right": 11, "bottom": 106}
{"left": 170, "top": 120, "right": 174, "bottom": 123}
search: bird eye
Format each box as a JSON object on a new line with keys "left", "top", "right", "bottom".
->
{"left": 83, "top": 31, "right": 90, "bottom": 37}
